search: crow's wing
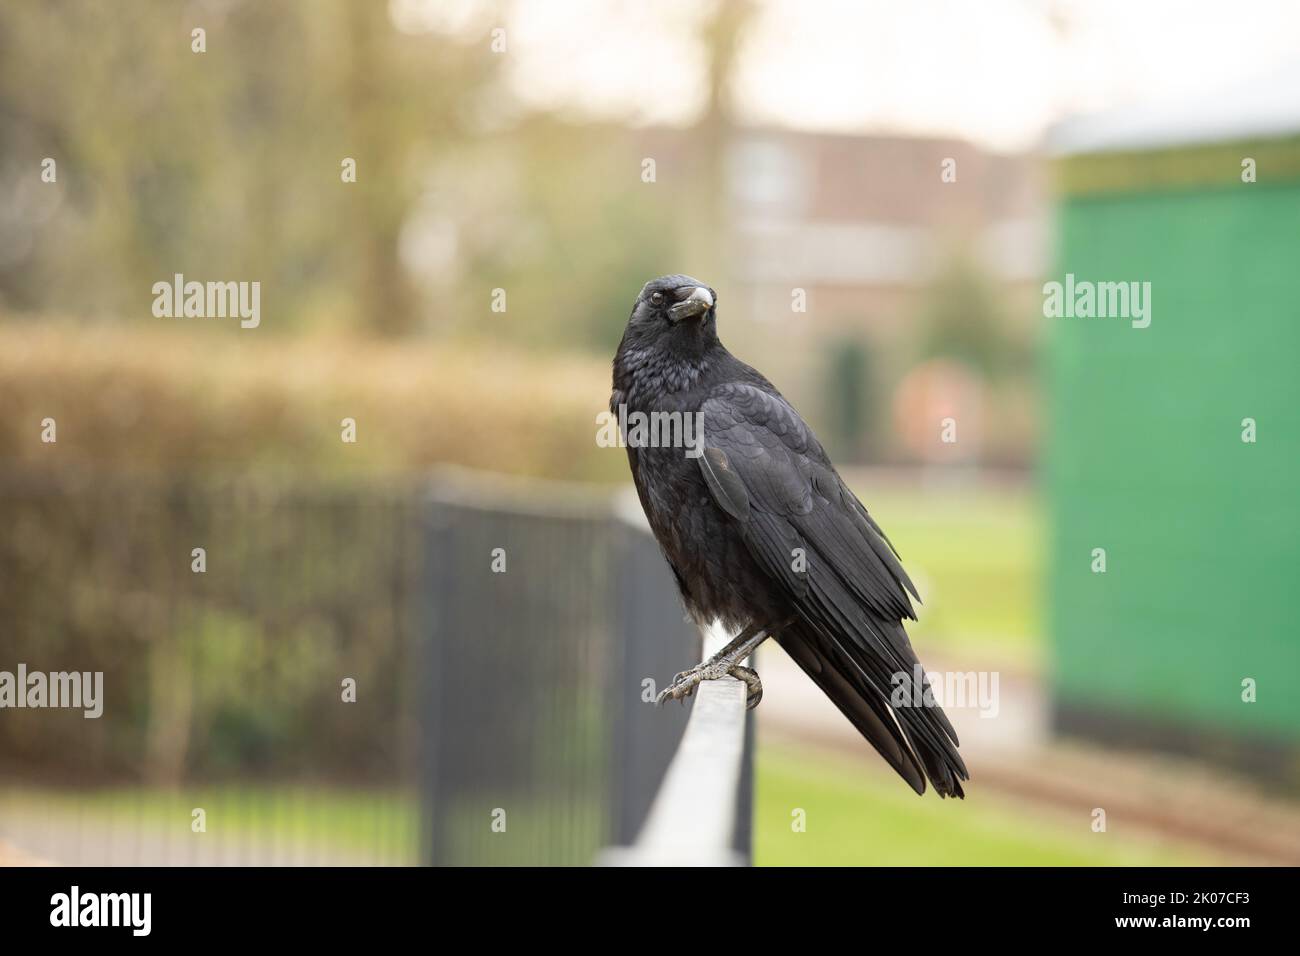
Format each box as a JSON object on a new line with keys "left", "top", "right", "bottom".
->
{"left": 699, "top": 382, "right": 968, "bottom": 797}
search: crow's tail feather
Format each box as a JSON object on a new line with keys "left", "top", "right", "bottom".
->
{"left": 775, "top": 623, "right": 967, "bottom": 799}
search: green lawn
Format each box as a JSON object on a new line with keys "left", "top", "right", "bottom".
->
{"left": 7, "top": 748, "right": 1214, "bottom": 867}
{"left": 2, "top": 785, "right": 419, "bottom": 864}
{"left": 755, "top": 743, "right": 1206, "bottom": 866}
{"left": 848, "top": 479, "right": 1041, "bottom": 667}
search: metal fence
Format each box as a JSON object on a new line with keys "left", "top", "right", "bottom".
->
{"left": 0, "top": 465, "right": 751, "bottom": 865}
{"left": 603, "top": 621, "right": 755, "bottom": 866}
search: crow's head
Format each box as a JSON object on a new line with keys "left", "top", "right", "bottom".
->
{"left": 619, "top": 274, "right": 719, "bottom": 358}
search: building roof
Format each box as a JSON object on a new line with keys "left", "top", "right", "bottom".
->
{"left": 1050, "top": 59, "right": 1300, "bottom": 156}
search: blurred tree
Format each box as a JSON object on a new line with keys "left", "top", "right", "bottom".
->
{"left": 914, "top": 255, "right": 1013, "bottom": 378}
{"left": 0, "top": 0, "right": 768, "bottom": 352}
{"left": 821, "top": 335, "right": 876, "bottom": 464}
{"left": 685, "top": 0, "right": 755, "bottom": 283}
{"left": 0, "top": 0, "right": 500, "bottom": 335}
{"left": 415, "top": 117, "right": 681, "bottom": 350}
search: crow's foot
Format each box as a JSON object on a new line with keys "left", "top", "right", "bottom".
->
{"left": 655, "top": 660, "right": 763, "bottom": 710}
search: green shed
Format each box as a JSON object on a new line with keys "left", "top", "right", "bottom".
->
{"left": 1045, "top": 73, "right": 1300, "bottom": 787}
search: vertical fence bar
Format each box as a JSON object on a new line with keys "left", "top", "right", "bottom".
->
{"left": 417, "top": 496, "right": 448, "bottom": 866}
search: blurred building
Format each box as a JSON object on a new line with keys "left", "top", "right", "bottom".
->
{"left": 639, "top": 124, "right": 1048, "bottom": 337}
{"left": 722, "top": 129, "right": 1047, "bottom": 341}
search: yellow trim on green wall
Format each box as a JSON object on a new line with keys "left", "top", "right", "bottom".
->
{"left": 1055, "top": 135, "right": 1300, "bottom": 197}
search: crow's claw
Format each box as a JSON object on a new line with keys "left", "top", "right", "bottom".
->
{"left": 654, "top": 661, "right": 763, "bottom": 710}
{"left": 655, "top": 665, "right": 705, "bottom": 706}
{"left": 731, "top": 664, "right": 763, "bottom": 710}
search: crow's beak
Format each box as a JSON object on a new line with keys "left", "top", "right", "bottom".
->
{"left": 669, "top": 286, "right": 714, "bottom": 322}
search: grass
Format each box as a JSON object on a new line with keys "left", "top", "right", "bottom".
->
{"left": 848, "top": 478, "right": 1041, "bottom": 668}
{"left": 754, "top": 742, "right": 1208, "bottom": 866}
{"left": 2, "top": 784, "right": 419, "bottom": 865}
{"left": 6, "top": 743, "right": 1218, "bottom": 867}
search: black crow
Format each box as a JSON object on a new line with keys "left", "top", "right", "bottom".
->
{"left": 612, "top": 274, "right": 968, "bottom": 797}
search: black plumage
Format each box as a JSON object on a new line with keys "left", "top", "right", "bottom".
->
{"left": 612, "top": 274, "right": 968, "bottom": 798}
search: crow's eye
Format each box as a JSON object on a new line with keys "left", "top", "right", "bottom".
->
{"left": 650, "top": 292, "right": 664, "bottom": 305}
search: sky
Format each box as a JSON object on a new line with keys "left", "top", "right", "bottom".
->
{"left": 390, "top": 0, "right": 1300, "bottom": 151}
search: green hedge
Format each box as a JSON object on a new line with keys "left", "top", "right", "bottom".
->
{"left": 0, "top": 322, "right": 622, "bottom": 482}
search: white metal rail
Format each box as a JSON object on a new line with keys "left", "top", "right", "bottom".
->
{"left": 603, "top": 621, "right": 750, "bottom": 866}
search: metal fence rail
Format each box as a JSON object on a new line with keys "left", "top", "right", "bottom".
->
{"left": 604, "top": 621, "right": 753, "bottom": 866}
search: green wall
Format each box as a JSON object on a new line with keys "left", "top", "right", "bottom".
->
{"left": 1047, "top": 173, "right": 1300, "bottom": 745}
